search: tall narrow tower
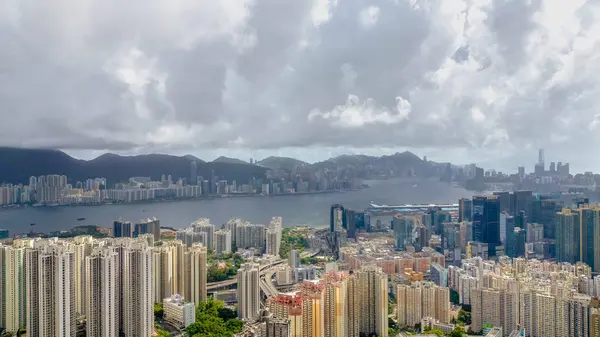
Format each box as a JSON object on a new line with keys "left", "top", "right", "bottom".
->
{"left": 237, "top": 263, "right": 260, "bottom": 321}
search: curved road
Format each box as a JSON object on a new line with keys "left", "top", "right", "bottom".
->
{"left": 206, "top": 250, "right": 319, "bottom": 292}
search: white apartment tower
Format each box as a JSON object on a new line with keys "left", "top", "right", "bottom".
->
{"left": 192, "top": 218, "right": 215, "bottom": 250}
{"left": 73, "top": 235, "right": 95, "bottom": 317}
{"left": 26, "top": 241, "right": 76, "bottom": 337}
{"left": 184, "top": 243, "right": 207, "bottom": 306}
{"left": 121, "top": 241, "right": 154, "bottom": 337}
{"left": 266, "top": 229, "right": 281, "bottom": 256}
{"left": 2, "top": 245, "right": 27, "bottom": 333}
{"left": 86, "top": 246, "right": 119, "bottom": 337}
{"left": 214, "top": 229, "right": 232, "bottom": 255}
{"left": 238, "top": 263, "right": 261, "bottom": 321}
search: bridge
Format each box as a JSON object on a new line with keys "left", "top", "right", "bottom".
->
{"left": 368, "top": 202, "right": 459, "bottom": 211}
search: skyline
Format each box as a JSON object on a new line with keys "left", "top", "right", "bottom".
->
{"left": 2, "top": 1, "right": 600, "bottom": 171}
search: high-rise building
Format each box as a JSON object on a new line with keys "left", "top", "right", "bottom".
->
{"left": 265, "top": 292, "right": 303, "bottom": 337}
{"left": 184, "top": 243, "right": 207, "bottom": 306}
{"left": 574, "top": 206, "right": 600, "bottom": 272}
{"left": 556, "top": 209, "right": 581, "bottom": 264}
{"left": 397, "top": 281, "right": 450, "bottom": 328}
{"left": 471, "top": 288, "right": 501, "bottom": 334}
{"left": 512, "top": 190, "right": 533, "bottom": 217}
{"left": 392, "top": 214, "right": 413, "bottom": 251}
{"left": 322, "top": 272, "right": 348, "bottom": 337}
{"left": 357, "top": 265, "right": 388, "bottom": 337}
{"left": 135, "top": 217, "right": 161, "bottom": 242}
{"left": 472, "top": 195, "right": 500, "bottom": 256}
{"left": 226, "top": 218, "right": 246, "bottom": 250}
{"left": 73, "top": 235, "right": 95, "bottom": 317}
{"left": 493, "top": 192, "right": 511, "bottom": 213}
{"left": 192, "top": 218, "right": 215, "bottom": 250}
{"left": 121, "top": 240, "right": 154, "bottom": 337}
{"left": 113, "top": 220, "right": 133, "bottom": 238}
{"left": 236, "top": 223, "right": 267, "bottom": 251}
{"left": 430, "top": 263, "right": 448, "bottom": 287}
{"left": 346, "top": 276, "right": 361, "bottom": 337}
{"left": 330, "top": 204, "right": 345, "bottom": 233}
{"left": 215, "top": 229, "right": 232, "bottom": 255}
{"left": 26, "top": 241, "right": 76, "bottom": 337}
{"left": 345, "top": 209, "right": 357, "bottom": 238}
{"left": 153, "top": 244, "right": 177, "bottom": 302}
{"left": 459, "top": 198, "right": 472, "bottom": 222}
{"left": 289, "top": 249, "right": 300, "bottom": 269}
{"left": 299, "top": 280, "right": 325, "bottom": 337}
{"left": 3, "top": 244, "right": 27, "bottom": 333}
{"left": 266, "top": 223, "right": 282, "bottom": 257}
{"left": 238, "top": 263, "right": 261, "bottom": 321}
{"left": 85, "top": 246, "right": 119, "bottom": 337}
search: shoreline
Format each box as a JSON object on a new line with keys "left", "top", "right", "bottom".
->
{"left": 0, "top": 188, "right": 364, "bottom": 212}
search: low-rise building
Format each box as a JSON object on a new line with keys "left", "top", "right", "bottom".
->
{"left": 163, "top": 294, "right": 195, "bottom": 329}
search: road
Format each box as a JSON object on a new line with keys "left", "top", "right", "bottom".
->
{"left": 206, "top": 250, "right": 320, "bottom": 292}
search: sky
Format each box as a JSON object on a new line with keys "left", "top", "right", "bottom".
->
{"left": 1, "top": 0, "right": 599, "bottom": 173}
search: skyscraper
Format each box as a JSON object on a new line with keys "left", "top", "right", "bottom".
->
{"left": 113, "top": 220, "right": 133, "bottom": 238}
{"left": 472, "top": 195, "right": 500, "bottom": 257}
{"left": 556, "top": 209, "right": 581, "bottom": 264}
{"left": 576, "top": 206, "right": 600, "bottom": 272}
{"left": 330, "top": 204, "right": 345, "bottom": 233}
{"left": 135, "top": 217, "right": 161, "bottom": 242}
{"left": 184, "top": 243, "right": 207, "bottom": 306}
{"left": 357, "top": 265, "right": 388, "bottom": 337}
{"left": 346, "top": 276, "right": 361, "bottom": 337}
{"left": 86, "top": 247, "right": 119, "bottom": 337}
{"left": 289, "top": 249, "right": 300, "bottom": 269}
{"left": 73, "top": 235, "right": 95, "bottom": 317}
{"left": 458, "top": 198, "right": 472, "bottom": 222}
{"left": 121, "top": 240, "right": 154, "bottom": 337}
{"left": 3, "top": 244, "right": 27, "bottom": 333}
{"left": 392, "top": 214, "right": 413, "bottom": 251}
{"left": 26, "top": 241, "right": 76, "bottom": 337}
{"left": 322, "top": 272, "right": 349, "bottom": 337}
{"left": 215, "top": 229, "right": 233, "bottom": 255}
{"left": 238, "top": 263, "right": 261, "bottom": 321}
{"left": 345, "top": 209, "right": 357, "bottom": 238}
{"left": 192, "top": 218, "right": 215, "bottom": 250}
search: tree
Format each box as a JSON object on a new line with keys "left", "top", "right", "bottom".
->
{"left": 154, "top": 303, "right": 164, "bottom": 319}
{"left": 457, "top": 309, "right": 471, "bottom": 325}
{"left": 448, "top": 326, "right": 466, "bottom": 337}
{"left": 185, "top": 298, "right": 244, "bottom": 337}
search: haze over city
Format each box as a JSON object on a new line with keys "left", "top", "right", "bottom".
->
{"left": 1, "top": 1, "right": 600, "bottom": 171}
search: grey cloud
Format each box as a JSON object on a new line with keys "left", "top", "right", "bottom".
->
{"left": 2, "top": 0, "right": 600, "bottom": 170}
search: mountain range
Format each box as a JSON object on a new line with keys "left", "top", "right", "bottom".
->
{"left": 0, "top": 147, "right": 266, "bottom": 186}
{"left": 0, "top": 147, "right": 450, "bottom": 185}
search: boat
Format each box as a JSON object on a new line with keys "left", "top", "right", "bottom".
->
{"left": 77, "top": 217, "right": 86, "bottom": 221}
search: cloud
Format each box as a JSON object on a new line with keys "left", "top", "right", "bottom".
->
{"left": 1, "top": 0, "right": 600, "bottom": 171}
{"left": 359, "top": 6, "right": 381, "bottom": 29}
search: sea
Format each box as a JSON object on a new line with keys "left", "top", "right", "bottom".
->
{"left": 0, "top": 178, "right": 474, "bottom": 235}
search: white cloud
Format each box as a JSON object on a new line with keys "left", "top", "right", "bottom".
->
{"left": 312, "top": 0, "right": 338, "bottom": 27}
{"left": 308, "top": 95, "right": 411, "bottom": 128}
{"left": 359, "top": 6, "right": 380, "bottom": 29}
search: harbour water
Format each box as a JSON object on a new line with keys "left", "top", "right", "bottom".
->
{"left": 0, "top": 178, "right": 474, "bottom": 235}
